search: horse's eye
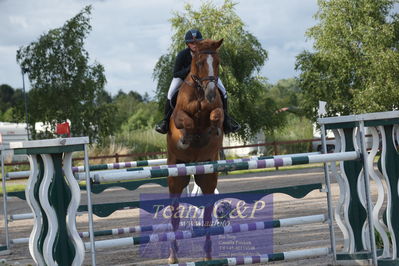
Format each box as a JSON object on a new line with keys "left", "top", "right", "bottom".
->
{"left": 196, "top": 61, "right": 204, "bottom": 68}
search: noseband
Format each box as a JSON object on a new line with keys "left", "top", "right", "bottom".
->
{"left": 191, "top": 75, "right": 218, "bottom": 85}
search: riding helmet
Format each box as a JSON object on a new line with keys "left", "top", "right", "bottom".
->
{"left": 185, "top": 29, "right": 203, "bottom": 43}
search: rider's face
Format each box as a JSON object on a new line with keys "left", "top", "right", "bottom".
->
{"left": 187, "top": 42, "right": 197, "bottom": 52}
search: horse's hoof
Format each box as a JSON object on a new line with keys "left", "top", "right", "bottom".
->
{"left": 204, "top": 256, "right": 212, "bottom": 261}
{"left": 168, "top": 257, "right": 178, "bottom": 264}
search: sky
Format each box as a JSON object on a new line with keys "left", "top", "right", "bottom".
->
{"left": 0, "top": 0, "right": 319, "bottom": 98}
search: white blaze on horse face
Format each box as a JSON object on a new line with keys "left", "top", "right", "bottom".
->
{"left": 206, "top": 55, "right": 215, "bottom": 90}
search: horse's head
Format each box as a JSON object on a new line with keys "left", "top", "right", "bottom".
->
{"left": 191, "top": 39, "right": 223, "bottom": 103}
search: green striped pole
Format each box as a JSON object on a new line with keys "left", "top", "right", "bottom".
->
{"left": 75, "top": 152, "right": 321, "bottom": 180}
{"left": 72, "top": 158, "right": 167, "bottom": 172}
{"left": 168, "top": 247, "right": 330, "bottom": 265}
{"left": 84, "top": 214, "right": 326, "bottom": 250}
{"left": 7, "top": 152, "right": 320, "bottom": 180}
{"left": 95, "top": 151, "right": 359, "bottom": 183}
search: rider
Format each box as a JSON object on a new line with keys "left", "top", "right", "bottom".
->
{"left": 155, "top": 29, "right": 241, "bottom": 134}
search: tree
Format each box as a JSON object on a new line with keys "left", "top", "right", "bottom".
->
{"left": 153, "top": 0, "right": 283, "bottom": 140}
{"left": 113, "top": 90, "right": 145, "bottom": 103}
{"left": 0, "top": 84, "right": 26, "bottom": 122}
{"left": 268, "top": 79, "right": 301, "bottom": 109}
{"left": 112, "top": 90, "right": 162, "bottom": 132}
{"left": 112, "top": 91, "right": 144, "bottom": 130}
{"left": 120, "top": 102, "right": 161, "bottom": 132}
{"left": 16, "top": 6, "right": 115, "bottom": 142}
{"left": 0, "top": 84, "right": 15, "bottom": 113}
{"left": 296, "top": 0, "right": 399, "bottom": 120}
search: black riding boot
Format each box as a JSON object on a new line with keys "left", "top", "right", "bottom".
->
{"left": 222, "top": 97, "right": 241, "bottom": 134}
{"left": 155, "top": 99, "right": 173, "bottom": 134}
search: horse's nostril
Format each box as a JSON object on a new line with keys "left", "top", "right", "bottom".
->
{"left": 205, "top": 88, "right": 216, "bottom": 103}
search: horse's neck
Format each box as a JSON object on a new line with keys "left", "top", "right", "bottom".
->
{"left": 183, "top": 75, "right": 196, "bottom": 91}
{"left": 180, "top": 76, "right": 203, "bottom": 101}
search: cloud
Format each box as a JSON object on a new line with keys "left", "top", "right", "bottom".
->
{"left": 8, "top": 15, "right": 29, "bottom": 28}
{"left": 0, "top": 0, "right": 319, "bottom": 97}
{"left": 234, "top": 0, "right": 318, "bottom": 82}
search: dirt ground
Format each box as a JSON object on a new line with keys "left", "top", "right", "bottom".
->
{"left": 0, "top": 167, "right": 372, "bottom": 265}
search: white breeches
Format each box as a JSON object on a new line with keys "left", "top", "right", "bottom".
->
{"left": 167, "top": 77, "right": 228, "bottom": 100}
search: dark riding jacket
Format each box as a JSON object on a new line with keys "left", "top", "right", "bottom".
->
{"left": 173, "top": 48, "right": 192, "bottom": 79}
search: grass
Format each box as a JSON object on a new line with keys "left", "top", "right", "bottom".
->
{"left": 1, "top": 184, "right": 25, "bottom": 193}
{"left": 114, "top": 128, "right": 167, "bottom": 159}
{"left": 67, "top": 129, "right": 167, "bottom": 166}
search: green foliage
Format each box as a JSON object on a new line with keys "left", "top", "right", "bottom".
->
{"left": 264, "top": 78, "right": 312, "bottom": 155}
{"left": 109, "top": 91, "right": 164, "bottom": 154}
{"left": 16, "top": 6, "right": 115, "bottom": 142}
{"left": 153, "top": 0, "right": 284, "bottom": 141}
{"left": 153, "top": 54, "right": 175, "bottom": 103}
{"left": 115, "top": 128, "right": 167, "bottom": 159}
{"left": 112, "top": 91, "right": 161, "bottom": 131}
{"left": 268, "top": 78, "right": 303, "bottom": 113}
{"left": 0, "top": 108, "right": 16, "bottom": 122}
{"left": 296, "top": 0, "right": 399, "bottom": 121}
{"left": 0, "top": 84, "right": 25, "bottom": 122}
{"left": 0, "top": 84, "right": 15, "bottom": 113}
{"left": 120, "top": 102, "right": 161, "bottom": 132}
{"left": 9, "top": 89, "right": 27, "bottom": 122}
{"left": 265, "top": 113, "right": 313, "bottom": 155}
{"left": 114, "top": 90, "right": 146, "bottom": 102}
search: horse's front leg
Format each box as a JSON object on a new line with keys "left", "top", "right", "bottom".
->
{"left": 174, "top": 110, "right": 196, "bottom": 149}
{"left": 209, "top": 107, "right": 224, "bottom": 136}
{"left": 194, "top": 173, "right": 218, "bottom": 261}
{"left": 174, "top": 109, "right": 195, "bottom": 130}
{"left": 167, "top": 175, "right": 190, "bottom": 264}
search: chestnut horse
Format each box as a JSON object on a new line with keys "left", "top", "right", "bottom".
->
{"left": 167, "top": 39, "right": 224, "bottom": 263}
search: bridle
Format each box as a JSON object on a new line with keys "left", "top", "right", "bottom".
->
{"left": 183, "top": 48, "right": 221, "bottom": 124}
{"left": 188, "top": 50, "right": 219, "bottom": 93}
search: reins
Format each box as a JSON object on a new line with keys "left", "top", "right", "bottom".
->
{"left": 184, "top": 79, "right": 205, "bottom": 103}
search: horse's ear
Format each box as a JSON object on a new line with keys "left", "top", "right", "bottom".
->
{"left": 215, "top": 38, "right": 223, "bottom": 49}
